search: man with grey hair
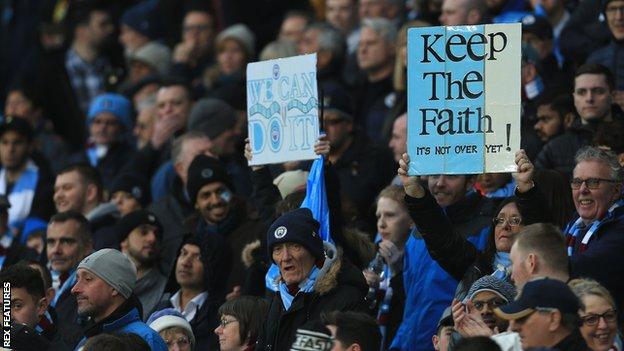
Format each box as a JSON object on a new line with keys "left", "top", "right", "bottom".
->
{"left": 355, "top": 17, "right": 396, "bottom": 144}
{"left": 564, "top": 146, "right": 624, "bottom": 310}
{"left": 71, "top": 248, "right": 167, "bottom": 350}
{"left": 149, "top": 131, "right": 214, "bottom": 274}
{"left": 439, "top": 0, "right": 487, "bottom": 26}
{"left": 299, "top": 22, "right": 346, "bottom": 90}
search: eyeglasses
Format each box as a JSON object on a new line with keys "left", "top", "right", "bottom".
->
{"left": 220, "top": 318, "right": 239, "bottom": 328}
{"left": 473, "top": 297, "right": 507, "bottom": 311}
{"left": 493, "top": 216, "right": 522, "bottom": 227}
{"left": 570, "top": 178, "right": 618, "bottom": 190}
{"left": 580, "top": 309, "right": 617, "bottom": 326}
{"left": 164, "top": 336, "right": 190, "bottom": 347}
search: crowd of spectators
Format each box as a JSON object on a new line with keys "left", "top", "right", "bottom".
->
{"left": 1, "top": 0, "right": 624, "bottom": 350}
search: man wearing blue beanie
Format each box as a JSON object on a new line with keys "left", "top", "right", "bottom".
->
{"left": 68, "top": 93, "right": 136, "bottom": 189}
{"left": 258, "top": 208, "right": 368, "bottom": 351}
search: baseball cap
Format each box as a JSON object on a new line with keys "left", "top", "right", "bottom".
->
{"left": 494, "top": 278, "right": 580, "bottom": 320}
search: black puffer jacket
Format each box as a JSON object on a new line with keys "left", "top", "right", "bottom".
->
{"left": 257, "top": 243, "right": 368, "bottom": 351}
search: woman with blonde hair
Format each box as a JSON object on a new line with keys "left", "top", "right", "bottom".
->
{"left": 569, "top": 278, "right": 620, "bottom": 351}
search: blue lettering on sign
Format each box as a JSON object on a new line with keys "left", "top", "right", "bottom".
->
{"left": 250, "top": 120, "right": 265, "bottom": 153}
{"left": 269, "top": 119, "right": 282, "bottom": 152}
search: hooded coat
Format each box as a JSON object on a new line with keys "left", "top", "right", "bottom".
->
{"left": 257, "top": 242, "right": 368, "bottom": 351}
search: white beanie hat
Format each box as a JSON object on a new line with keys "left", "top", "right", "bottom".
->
{"left": 149, "top": 313, "right": 195, "bottom": 348}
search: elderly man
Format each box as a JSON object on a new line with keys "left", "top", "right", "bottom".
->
{"left": 494, "top": 278, "right": 587, "bottom": 350}
{"left": 564, "top": 146, "right": 624, "bottom": 309}
{"left": 258, "top": 208, "right": 367, "bottom": 351}
{"left": 71, "top": 248, "right": 167, "bottom": 350}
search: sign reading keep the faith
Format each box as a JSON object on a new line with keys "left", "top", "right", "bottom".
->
{"left": 246, "top": 54, "right": 320, "bottom": 166}
{"left": 407, "top": 24, "right": 521, "bottom": 175}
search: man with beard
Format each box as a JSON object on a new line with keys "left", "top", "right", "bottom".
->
{"left": 185, "top": 154, "right": 263, "bottom": 298}
{"left": 117, "top": 210, "right": 167, "bottom": 319}
{"left": 71, "top": 248, "right": 167, "bottom": 350}
{"left": 462, "top": 276, "right": 516, "bottom": 333}
{"left": 152, "top": 233, "right": 228, "bottom": 350}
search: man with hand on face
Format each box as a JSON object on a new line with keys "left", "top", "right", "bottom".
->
{"left": 185, "top": 154, "right": 263, "bottom": 299}
{"left": 117, "top": 210, "right": 168, "bottom": 319}
{"left": 257, "top": 208, "right": 367, "bottom": 351}
{"left": 71, "top": 248, "right": 167, "bottom": 350}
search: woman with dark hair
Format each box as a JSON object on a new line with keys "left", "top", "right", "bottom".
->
{"left": 214, "top": 296, "right": 269, "bottom": 351}
{"left": 397, "top": 150, "right": 552, "bottom": 297}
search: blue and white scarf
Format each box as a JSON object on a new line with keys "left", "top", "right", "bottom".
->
{"left": 278, "top": 266, "right": 320, "bottom": 311}
{"left": 0, "top": 160, "right": 39, "bottom": 231}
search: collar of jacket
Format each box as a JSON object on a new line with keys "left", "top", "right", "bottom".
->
{"left": 82, "top": 295, "right": 142, "bottom": 337}
{"left": 552, "top": 329, "right": 588, "bottom": 351}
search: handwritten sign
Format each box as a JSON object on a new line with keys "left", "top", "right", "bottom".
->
{"left": 246, "top": 54, "right": 320, "bottom": 166}
{"left": 407, "top": 24, "right": 521, "bottom": 175}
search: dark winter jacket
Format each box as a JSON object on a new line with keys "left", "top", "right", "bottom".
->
{"left": 257, "top": 243, "right": 368, "bottom": 351}
{"left": 67, "top": 142, "right": 136, "bottom": 190}
{"left": 587, "top": 40, "right": 624, "bottom": 90}
{"left": 354, "top": 75, "right": 394, "bottom": 145}
{"left": 188, "top": 197, "right": 265, "bottom": 294}
{"left": 74, "top": 296, "right": 167, "bottom": 351}
{"left": 407, "top": 186, "right": 550, "bottom": 283}
{"left": 559, "top": 0, "right": 611, "bottom": 65}
{"left": 552, "top": 329, "right": 590, "bottom": 351}
{"left": 154, "top": 293, "right": 222, "bottom": 350}
{"left": 149, "top": 176, "right": 195, "bottom": 275}
{"left": 567, "top": 202, "right": 624, "bottom": 312}
{"left": 534, "top": 117, "right": 617, "bottom": 178}
{"left": 333, "top": 129, "right": 396, "bottom": 222}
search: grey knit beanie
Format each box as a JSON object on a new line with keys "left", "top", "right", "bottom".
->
{"left": 466, "top": 275, "right": 516, "bottom": 303}
{"left": 77, "top": 249, "right": 137, "bottom": 299}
